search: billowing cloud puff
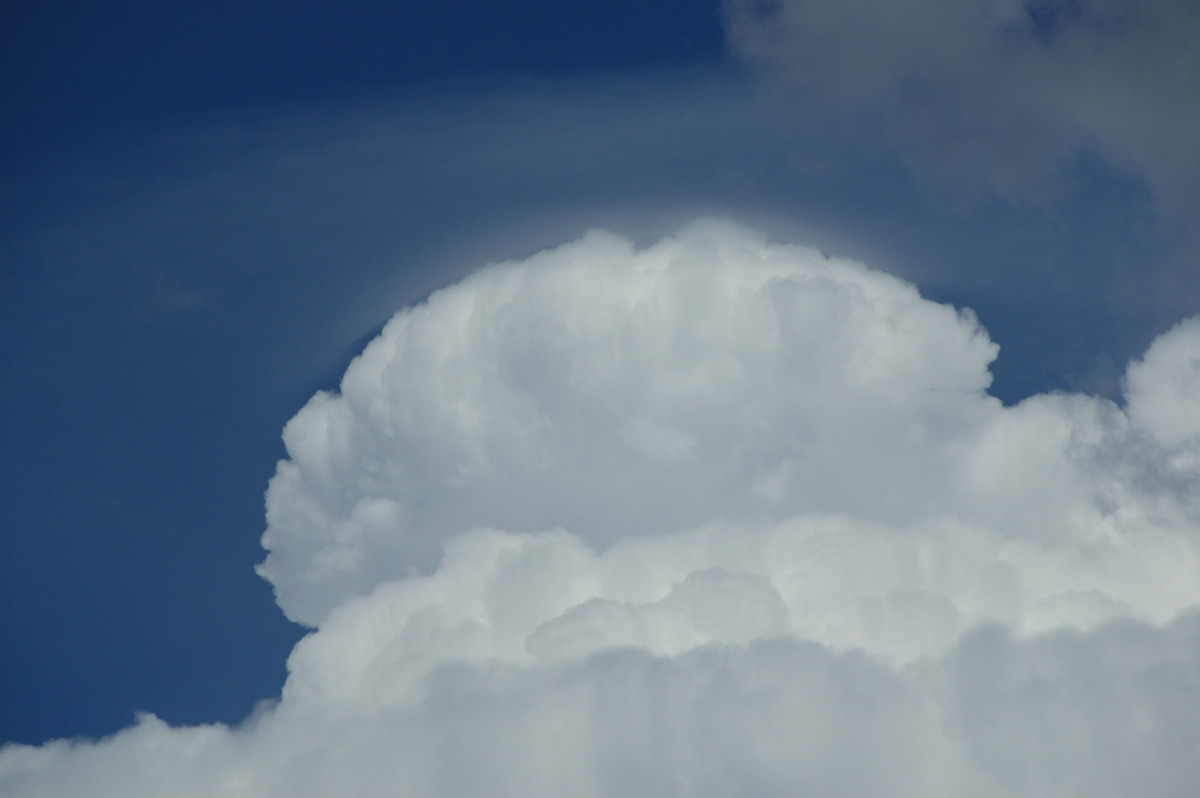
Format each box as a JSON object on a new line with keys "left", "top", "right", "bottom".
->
{"left": 3, "top": 221, "right": 1198, "bottom": 796}
{"left": 259, "top": 219, "right": 1002, "bottom": 625}
{"left": 1125, "top": 315, "right": 1200, "bottom": 448}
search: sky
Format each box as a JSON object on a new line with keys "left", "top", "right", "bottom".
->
{"left": 1, "top": 1, "right": 1198, "bottom": 796}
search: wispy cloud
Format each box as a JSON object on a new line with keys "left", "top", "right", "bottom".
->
{"left": 724, "top": 0, "right": 1200, "bottom": 212}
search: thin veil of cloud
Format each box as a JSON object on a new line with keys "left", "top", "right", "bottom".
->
{"left": 3, "top": 221, "right": 1197, "bottom": 797}
{"left": 7, "top": 63, "right": 1186, "bottom": 414}
{"left": 723, "top": 0, "right": 1200, "bottom": 209}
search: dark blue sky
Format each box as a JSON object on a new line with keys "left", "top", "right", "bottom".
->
{"left": 3, "top": 0, "right": 723, "bottom": 156}
{"left": 1, "top": 0, "right": 724, "bottom": 744}
{"left": 2, "top": 0, "right": 1195, "bottom": 748}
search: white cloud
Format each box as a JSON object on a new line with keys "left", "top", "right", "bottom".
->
{"left": 4, "top": 221, "right": 1198, "bottom": 796}
{"left": 258, "top": 219, "right": 1003, "bottom": 626}
{"left": 1125, "top": 315, "right": 1200, "bottom": 448}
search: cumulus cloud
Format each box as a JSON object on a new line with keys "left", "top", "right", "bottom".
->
{"left": 1125, "top": 315, "right": 1200, "bottom": 448}
{"left": 258, "top": 219, "right": 1001, "bottom": 625}
{"left": 723, "top": 0, "right": 1200, "bottom": 212}
{"left": 3, "top": 221, "right": 1198, "bottom": 796}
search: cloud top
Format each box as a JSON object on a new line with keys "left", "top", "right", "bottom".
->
{"left": 1125, "top": 315, "right": 1200, "bottom": 447}
{"left": 258, "top": 219, "right": 1001, "bottom": 626}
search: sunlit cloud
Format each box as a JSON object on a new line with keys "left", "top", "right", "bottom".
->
{"left": 5, "top": 221, "right": 1196, "bottom": 796}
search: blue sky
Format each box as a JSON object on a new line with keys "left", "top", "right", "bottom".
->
{"left": 2, "top": 2, "right": 1199, "bottom": 794}
{"left": 3, "top": 0, "right": 724, "bottom": 745}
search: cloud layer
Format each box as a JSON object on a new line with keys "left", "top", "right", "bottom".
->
{"left": 724, "top": 0, "right": 1200, "bottom": 213}
{"left": 4, "top": 221, "right": 1198, "bottom": 796}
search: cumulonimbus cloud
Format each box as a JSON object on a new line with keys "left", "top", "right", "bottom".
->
{"left": 3, "top": 220, "right": 1198, "bottom": 796}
